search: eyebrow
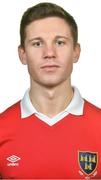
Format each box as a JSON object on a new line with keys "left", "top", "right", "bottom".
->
{"left": 28, "top": 35, "right": 71, "bottom": 43}
{"left": 28, "top": 37, "right": 42, "bottom": 42}
{"left": 55, "top": 35, "right": 71, "bottom": 40}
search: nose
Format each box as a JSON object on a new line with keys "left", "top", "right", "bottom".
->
{"left": 43, "top": 44, "right": 56, "bottom": 59}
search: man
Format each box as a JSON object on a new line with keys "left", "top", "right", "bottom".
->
{"left": 0, "top": 2, "right": 101, "bottom": 179}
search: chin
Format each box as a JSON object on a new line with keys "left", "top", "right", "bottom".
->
{"left": 32, "top": 76, "right": 67, "bottom": 88}
{"left": 40, "top": 80, "right": 65, "bottom": 88}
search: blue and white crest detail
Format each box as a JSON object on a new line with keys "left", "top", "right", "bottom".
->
{"left": 78, "top": 151, "right": 98, "bottom": 176}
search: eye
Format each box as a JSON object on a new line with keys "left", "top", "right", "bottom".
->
{"left": 56, "top": 40, "right": 65, "bottom": 46}
{"left": 32, "top": 41, "right": 43, "bottom": 47}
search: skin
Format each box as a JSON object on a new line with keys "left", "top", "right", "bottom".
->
{"left": 18, "top": 17, "right": 80, "bottom": 117}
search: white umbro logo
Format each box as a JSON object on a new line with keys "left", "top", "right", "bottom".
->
{"left": 7, "top": 155, "right": 20, "bottom": 163}
{"left": 6, "top": 155, "right": 21, "bottom": 166}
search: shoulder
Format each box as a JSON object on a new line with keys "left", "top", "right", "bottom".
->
{"left": 84, "top": 99, "right": 101, "bottom": 117}
{"left": 0, "top": 101, "right": 21, "bottom": 141}
{"left": 0, "top": 101, "right": 21, "bottom": 123}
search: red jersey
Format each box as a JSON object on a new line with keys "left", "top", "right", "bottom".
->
{"left": 0, "top": 100, "right": 101, "bottom": 179}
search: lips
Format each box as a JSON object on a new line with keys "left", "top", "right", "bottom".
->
{"left": 41, "top": 64, "right": 60, "bottom": 69}
{"left": 40, "top": 64, "right": 60, "bottom": 72}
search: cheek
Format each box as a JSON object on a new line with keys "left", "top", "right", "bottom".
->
{"left": 64, "top": 61, "right": 73, "bottom": 74}
{"left": 25, "top": 53, "right": 37, "bottom": 74}
{"left": 59, "top": 51, "right": 74, "bottom": 67}
{"left": 25, "top": 50, "right": 40, "bottom": 67}
{"left": 25, "top": 47, "right": 42, "bottom": 59}
{"left": 27, "top": 60, "right": 39, "bottom": 76}
{"left": 58, "top": 46, "right": 74, "bottom": 61}
{"left": 60, "top": 51, "right": 74, "bottom": 75}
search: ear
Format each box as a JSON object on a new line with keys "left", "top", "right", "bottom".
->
{"left": 18, "top": 45, "right": 27, "bottom": 65}
{"left": 73, "top": 43, "right": 81, "bottom": 63}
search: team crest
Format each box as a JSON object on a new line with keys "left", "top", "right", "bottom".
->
{"left": 78, "top": 151, "right": 98, "bottom": 176}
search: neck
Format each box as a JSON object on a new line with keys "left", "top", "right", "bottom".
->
{"left": 29, "top": 79, "right": 73, "bottom": 118}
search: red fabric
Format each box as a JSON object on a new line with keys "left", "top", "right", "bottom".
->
{"left": 0, "top": 100, "right": 101, "bottom": 179}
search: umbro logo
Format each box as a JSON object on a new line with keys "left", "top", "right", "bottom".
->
{"left": 6, "top": 155, "right": 21, "bottom": 166}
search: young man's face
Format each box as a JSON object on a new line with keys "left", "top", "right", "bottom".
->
{"left": 19, "top": 17, "right": 80, "bottom": 88}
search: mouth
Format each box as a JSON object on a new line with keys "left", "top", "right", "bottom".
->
{"left": 41, "top": 64, "right": 60, "bottom": 68}
{"left": 40, "top": 64, "right": 60, "bottom": 72}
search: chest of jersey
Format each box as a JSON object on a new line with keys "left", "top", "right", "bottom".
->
{"left": 0, "top": 113, "right": 101, "bottom": 179}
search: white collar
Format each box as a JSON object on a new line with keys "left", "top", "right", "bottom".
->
{"left": 20, "top": 87, "right": 84, "bottom": 119}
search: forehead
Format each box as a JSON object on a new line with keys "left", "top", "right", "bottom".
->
{"left": 25, "top": 17, "right": 72, "bottom": 39}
